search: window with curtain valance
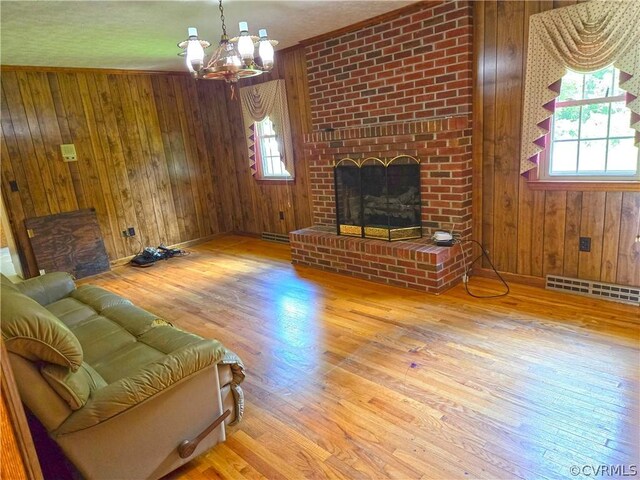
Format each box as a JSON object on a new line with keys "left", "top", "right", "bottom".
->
{"left": 520, "top": 0, "right": 640, "bottom": 179}
{"left": 239, "top": 79, "right": 294, "bottom": 180}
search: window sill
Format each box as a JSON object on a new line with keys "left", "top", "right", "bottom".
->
{"left": 527, "top": 180, "right": 640, "bottom": 192}
{"left": 254, "top": 177, "right": 295, "bottom": 185}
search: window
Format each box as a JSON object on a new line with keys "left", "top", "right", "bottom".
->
{"left": 545, "top": 66, "right": 639, "bottom": 181}
{"left": 254, "top": 116, "right": 291, "bottom": 179}
{"left": 240, "top": 80, "right": 294, "bottom": 182}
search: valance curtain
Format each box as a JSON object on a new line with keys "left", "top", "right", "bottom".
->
{"left": 520, "top": 0, "right": 640, "bottom": 175}
{"left": 239, "top": 79, "right": 294, "bottom": 178}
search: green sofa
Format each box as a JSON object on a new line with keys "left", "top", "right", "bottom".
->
{"left": 1, "top": 272, "right": 245, "bottom": 480}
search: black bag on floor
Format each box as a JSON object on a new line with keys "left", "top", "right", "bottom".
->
{"left": 130, "top": 248, "right": 163, "bottom": 267}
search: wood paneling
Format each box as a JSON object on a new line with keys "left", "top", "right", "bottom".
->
{"left": 1, "top": 70, "right": 236, "bottom": 276}
{"left": 618, "top": 192, "right": 640, "bottom": 286}
{"left": 0, "top": 52, "right": 313, "bottom": 277}
{"left": 492, "top": 1, "right": 524, "bottom": 273}
{"left": 473, "top": 0, "right": 640, "bottom": 287}
{"left": 216, "top": 47, "right": 314, "bottom": 236}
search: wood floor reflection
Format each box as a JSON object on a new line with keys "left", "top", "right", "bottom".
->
{"left": 84, "top": 235, "right": 640, "bottom": 480}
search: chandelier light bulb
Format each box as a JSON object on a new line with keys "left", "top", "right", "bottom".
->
{"left": 185, "top": 28, "right": 205, "bottom": 74}
{"left": 258, "top": 29, "right": 274, "bottom": 70}
{"left": 237, "top": 21, "right": 255, "bottom": 62}
{"left": 223, "top": 42, "right": 242, "bottom": 69}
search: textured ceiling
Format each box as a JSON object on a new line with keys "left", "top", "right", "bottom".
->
{"left": 0, "top": 0, "right": 415, "bottom": 71}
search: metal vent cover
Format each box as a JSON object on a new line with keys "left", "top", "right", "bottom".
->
{"left": 261, "top": 232, "right": 290, "bottom": 244}
{"left": 546, "top": 275, "right": 640, "bottom": 306}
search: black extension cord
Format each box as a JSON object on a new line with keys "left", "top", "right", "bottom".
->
{"left": 459, "top": 239, "right": 510, "bottom": 299}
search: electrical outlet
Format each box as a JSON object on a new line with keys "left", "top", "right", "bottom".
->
{"left": 579, "top": 237, "right": 591, "bottom": 252}
{"left": 127, "top": 227, "right": 136, "bottom": 237}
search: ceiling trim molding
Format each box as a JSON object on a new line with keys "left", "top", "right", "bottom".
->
{"left": 0, "top": 65, "right": 189, "bottom": 76}
{"left": 274, "top": 43, "right": 308, "bottom": 56}
{"left": 0, "top": 44, "right": 311, "bottom": 75}
{"left": 299, "top": 1, "right": 430, "bottom": 47}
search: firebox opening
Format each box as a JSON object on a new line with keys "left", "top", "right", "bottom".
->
{"left": 334, "top": 155, "right": 421, "bottom": 241}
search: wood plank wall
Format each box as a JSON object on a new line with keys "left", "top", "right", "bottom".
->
{"left": 0, "top": 70, "right": 233, "bottom": 276}
{"left": 216, "top": 47, "right": 314, "bottom": 236}
{"left": 473, "top": 0, "right": 640, "bottom": 287}
{"left": 0, "top": 46, "right": 313, "bottom": 277}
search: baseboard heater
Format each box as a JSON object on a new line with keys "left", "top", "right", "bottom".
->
{"left": 546, "top": 275, "right": 640, "bottom": 306}
{"left": 261, "top": 232, "right": 290, "bottom": 244}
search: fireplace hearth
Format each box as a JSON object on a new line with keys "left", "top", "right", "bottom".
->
{"left": 334, "top": 155, "right": 421, "bottom": 241}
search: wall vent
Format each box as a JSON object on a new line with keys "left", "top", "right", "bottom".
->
{"left": 546, "top": 275, "right": 640, "bottom": 306}
{"left": 261, "top": 232, "right": 290, "bottom": 244}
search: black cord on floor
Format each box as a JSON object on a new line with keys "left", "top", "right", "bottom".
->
{"left": 134, "top": 235, "right": 144, "bottom": 255}
{"left": 459, "top": 239, "right": 510, "bottom": 298}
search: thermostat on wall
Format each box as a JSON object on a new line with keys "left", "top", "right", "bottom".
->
{"left": 60, "top": 144, "right": 77, "bottom": 162}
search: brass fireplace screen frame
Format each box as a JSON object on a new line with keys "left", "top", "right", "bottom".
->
{"left": 334, "top": 155, "right": 422, "bottom": 242}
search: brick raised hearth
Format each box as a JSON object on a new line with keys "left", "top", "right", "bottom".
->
{"left": 290, "top": 227, "right": 465, "bottom": 294}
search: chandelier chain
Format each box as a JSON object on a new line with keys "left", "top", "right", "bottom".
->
{"left": 218, "top": 0, "right": 227, "bottom": 36}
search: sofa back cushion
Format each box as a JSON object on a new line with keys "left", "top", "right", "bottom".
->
{"left": 1, "top": 273, "right": 19, "bottom": 292}
{"left": 1, "top": 289, "right": 83, "bottom": 370}
{"left": 16, "top": 272, "right": 76, "bottom": 306}
{"left": 41, "top": 362, "right": 107, "bottom": 410}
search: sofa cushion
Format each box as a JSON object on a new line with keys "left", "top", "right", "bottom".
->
{"left": 91, "top": 343, "right": 166, "bottom": 384}
{"left": 92, "top": 325, "right": 205, "bottom": 383}
{"left": 71, "top": 285, "right": 132, "bottom": 312}
{"left": 1, "top": 290, "right": 83, "bottom": 371}
{"left": 137, "top": 325, "right": 205, "bottom": 354}
{"left": 16, "top": 272, "right": 76, "bottom": 306}
{"left": 41, "top": 362, "right": 108, "bottom": 410}
{"left": 101, "top": 304, "right": 171, "bottom": 337}
{"left": 68, "top": 315, "right": 136, "bottom": 366}
{"left": 46, "top": 297, "right": 98, "bottom": 328}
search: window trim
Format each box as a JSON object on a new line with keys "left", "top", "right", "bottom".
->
{"left": 526, "top": 178, "right": 640, "bottom": 192}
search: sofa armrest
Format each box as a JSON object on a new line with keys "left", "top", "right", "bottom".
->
{"left": 54, "top": 339, "right": 226, "bottom": 435}
{"left": 53, "top": 364, "right": 226, "bottom": 480}
{"left": 17, "top": 272, "right": 76, "bottom": 306}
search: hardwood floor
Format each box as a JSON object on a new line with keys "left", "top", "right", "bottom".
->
{"left": 82, "top": 235, "right": 639, "bottom": 480}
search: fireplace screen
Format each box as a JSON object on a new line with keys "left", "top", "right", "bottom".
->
{"left": 335, "top": 155, "right": 421, "bottom": 241}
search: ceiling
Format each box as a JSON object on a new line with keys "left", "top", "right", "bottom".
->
{"left": 0, "top": 0, "right": 415, "bottom": 72}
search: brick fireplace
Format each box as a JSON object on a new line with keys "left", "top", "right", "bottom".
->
{"left": 290, "top": 1, "right": 473, "bottom": 294}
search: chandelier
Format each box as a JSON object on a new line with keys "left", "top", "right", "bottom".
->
{"left": 178, "top": 0, "right": 278, "bottom": 84}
